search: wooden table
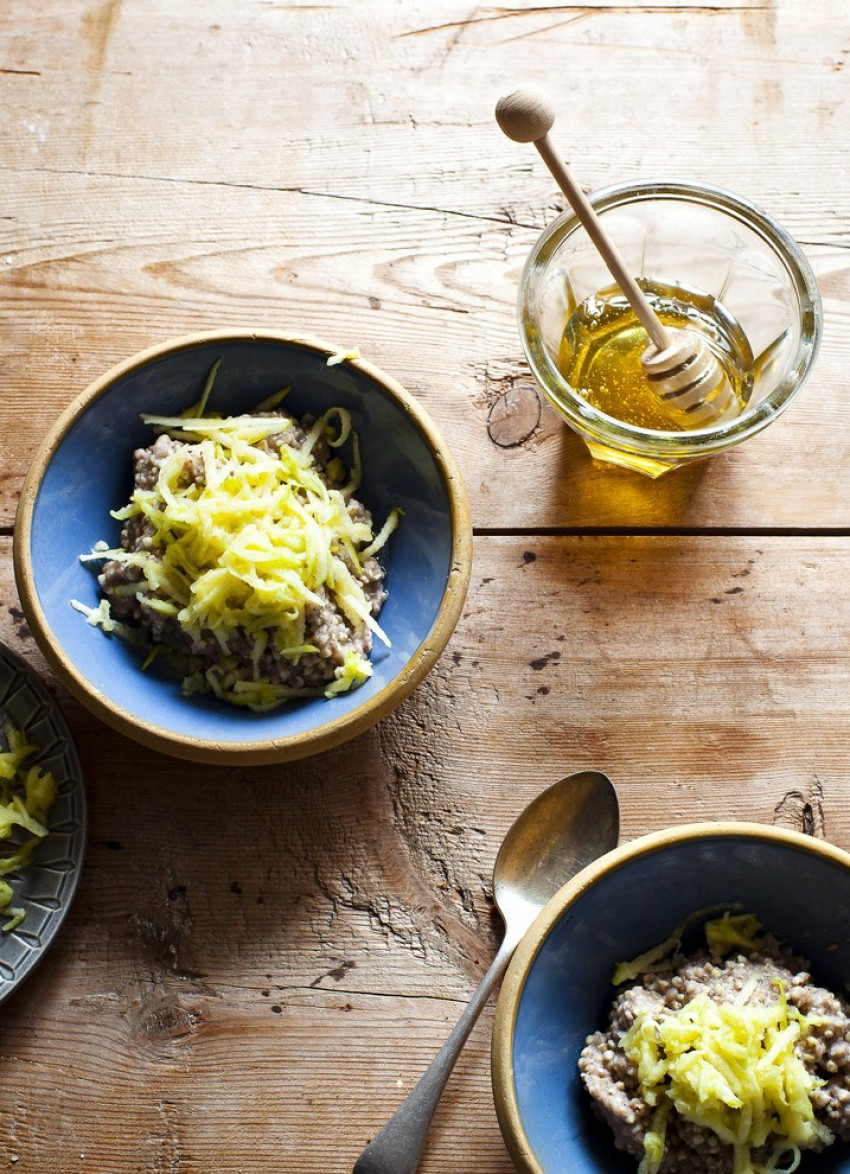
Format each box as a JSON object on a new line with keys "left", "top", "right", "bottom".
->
{"left": 1, "top": 1, "right": 848, "bottom": 1170}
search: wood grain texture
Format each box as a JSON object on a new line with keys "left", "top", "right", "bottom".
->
{"left": 2, "top": 1, "right": 850, "bottom": 1171}
{"left": 1, "top": 0, "right": 849, "bottom": 530}
{"left": 2, "top": 531, "right": 850, "bottom": 1170}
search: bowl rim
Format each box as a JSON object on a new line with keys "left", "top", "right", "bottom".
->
{"left": 491, "top": 820, "right": 850, "bottom": 1174}
{"left": 13, "top": 328, "right": 473, "bottom": 765}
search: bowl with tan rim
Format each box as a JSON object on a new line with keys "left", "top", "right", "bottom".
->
{"left": 492, "top": 822, "right": 850, "bottom": 1174}
{"left": 14, "top": 330, "right": 472, "bottom": 765}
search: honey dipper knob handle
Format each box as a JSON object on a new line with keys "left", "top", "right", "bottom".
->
{"left": 495, "top": 86, "right": 672, "bottom": 353}
{"left": 495, "top": 85, "right": 555, "bottom": 142}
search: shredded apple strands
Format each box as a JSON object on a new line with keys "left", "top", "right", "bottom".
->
{"left": 74, "top": 394, "right": 400, "bottom": 710}
{"left": 612, "top": 904, "right": 739, "bottom": 987}
{"left": 0, "top": 725, "right": 57, "bottom": 932}
{"left": 617, "top": 914, "right": 834, "bottom": 1174}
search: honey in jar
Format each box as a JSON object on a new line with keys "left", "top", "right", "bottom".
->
{"left": 558, "top": 279, "right": 754, "bottom": 432}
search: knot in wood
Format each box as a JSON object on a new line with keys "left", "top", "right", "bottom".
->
{"left": 133, "top": 995, "right": 198, "bottom": 1051}
{"left": 486, "top": 377, "right": 541, "bottom": 448}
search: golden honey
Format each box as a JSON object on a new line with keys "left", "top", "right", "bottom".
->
{"left": 557, "top": 280, "right": 754, "bottom": 432}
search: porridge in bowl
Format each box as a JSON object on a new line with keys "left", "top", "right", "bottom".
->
{"left": 580, "top": 912, "right": 850, "bottom": 1174}
{"left": 75, "top": 365, "right": 399, "bottom": 711}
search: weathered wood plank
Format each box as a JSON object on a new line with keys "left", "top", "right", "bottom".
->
{"left": 0, "top": 171, "right": 847, "bottom": 532}
{"left": 1, "top": 0, "right": 844, "bottom": 214}
{"left": 1, "top": 531, "right": 849, "bottom": 1169}
{"left": 1, "top": 0, "right": 849, "bottom": 532}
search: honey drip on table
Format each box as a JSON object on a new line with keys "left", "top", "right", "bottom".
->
{"left": 558, "top": 280, "right": 754, "bottom": 432}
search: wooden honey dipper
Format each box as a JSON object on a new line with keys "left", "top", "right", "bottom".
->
{"left": 496, "top": 85, "right": 739, "bottom": 426}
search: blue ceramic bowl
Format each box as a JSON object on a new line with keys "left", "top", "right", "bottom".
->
{"left": 492, "top": 823, "right": 850, "bottom": 1174}
{"left": 14, "top": 331, "right": 471, "bottom": 764}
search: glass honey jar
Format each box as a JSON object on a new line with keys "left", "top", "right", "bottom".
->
{"left": 518, "top": 181, "right": 822, "bottom": 477}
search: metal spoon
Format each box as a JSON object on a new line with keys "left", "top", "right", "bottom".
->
{"left": 352, "top": 769, "right": 620, "bottom": 1174}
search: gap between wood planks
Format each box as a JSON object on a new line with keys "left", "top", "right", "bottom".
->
{"left": 0, "top": 162, "right": 535, "bottom": 228}
{"left": 0, "top": 164, "right": 836, "bottom": 251}
{"left": 397, "top": 4, "right": 771, "bottom": 40}
{"left": 5, "top": 526, "right": 850, "bottom": 540}
{"left": 474, "top": 527, "right": 850, "bottom": 538}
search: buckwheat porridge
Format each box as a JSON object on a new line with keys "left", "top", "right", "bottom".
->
{"left": 579, "top": 912, "right": 850, "bottom": 1174}
{"left": 74, "top": 365, "right": 399, "bottom": 711}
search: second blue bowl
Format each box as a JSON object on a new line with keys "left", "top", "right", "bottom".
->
{"left": 492, "top": 823, "right": 850, "bottom": 1174}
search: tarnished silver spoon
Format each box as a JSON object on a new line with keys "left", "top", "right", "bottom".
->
{"left": 352, "top": 769, "right": 620, "bottom": 1174}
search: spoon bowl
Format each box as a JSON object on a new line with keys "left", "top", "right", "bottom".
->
{"left": 494, "top": 770, "right": 620, "bottom": 936}
{"left": 352, "top": 769, "right": 619, "bottom": 1174}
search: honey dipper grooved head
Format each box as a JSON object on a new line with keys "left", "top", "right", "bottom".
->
{"left": 495, "top": 86, "right": 556, "bottom": 142}
{"left": 642, "top": 329, "right": 736, "bottom": 423}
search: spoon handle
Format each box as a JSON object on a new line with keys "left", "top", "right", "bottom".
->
{"left": 352, "top": 933, "right": 517, "bottom": 1174}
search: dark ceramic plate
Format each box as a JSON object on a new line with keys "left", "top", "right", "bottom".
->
{"left": 0, "top": 641, "right": 86, "bottom": 1003}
